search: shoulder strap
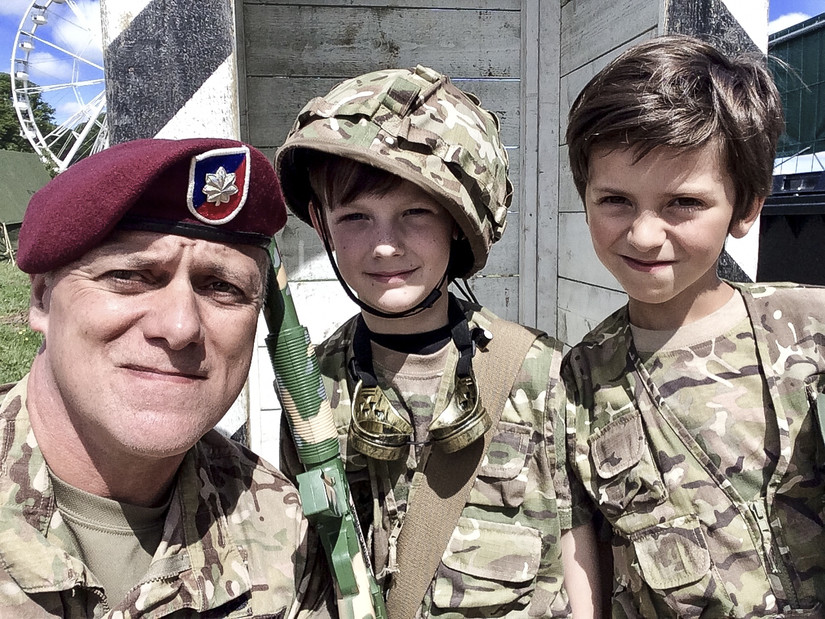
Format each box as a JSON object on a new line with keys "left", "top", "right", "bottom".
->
{"left": 385, "top": 317, "right": 541, "bottom": 618}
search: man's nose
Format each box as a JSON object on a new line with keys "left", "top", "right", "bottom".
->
{"left": 142, "top": 280, "right": 204, "bottom": 350}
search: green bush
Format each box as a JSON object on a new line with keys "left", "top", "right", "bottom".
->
{"left": 0, "top": 261, "right": 42, "bottom": 384}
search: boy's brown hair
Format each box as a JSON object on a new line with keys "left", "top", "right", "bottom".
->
{"left": 566, "top": 34, "right": 784, "bottom": 223}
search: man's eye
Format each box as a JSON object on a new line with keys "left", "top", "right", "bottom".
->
{"left": 209, "top": 280, "right": 239, "bottom": 294}
{"left": 107, "top": 270, "right": 144, "bottom": 282}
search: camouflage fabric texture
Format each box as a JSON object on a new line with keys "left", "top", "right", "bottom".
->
{"left": 275, "top": 65, "right": 512, "bottom": 277}
{"left": 280, "top": 299, "right": 593, "bottom": 617}
{"left": 0, "top": 376, "right": 333, "bottom": 619}
{"left": 562, "top": 282, "right": 825, "bottom": 618}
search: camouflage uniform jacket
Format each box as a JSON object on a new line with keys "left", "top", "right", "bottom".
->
{"left": 281, "top": 300, "right": 590, "bottom": 617}
{"left": 563, "top": 283, "right": 825, "bottom": 618}
{"left": 0, "top": 376, "right": 333, "bottom": 619}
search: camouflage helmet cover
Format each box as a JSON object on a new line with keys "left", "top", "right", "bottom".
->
{"left": 275, "top": 65, "right": 512, "bottom": 277}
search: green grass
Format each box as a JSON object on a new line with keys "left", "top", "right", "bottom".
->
{"left": 0, "top": 261, "right": 42, "bottom": 384}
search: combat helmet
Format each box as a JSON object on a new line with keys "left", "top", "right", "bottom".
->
{"left": 275, "top": 64, "right": 512, "bottom": 279}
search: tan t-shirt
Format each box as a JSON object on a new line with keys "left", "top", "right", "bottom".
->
{"left": 49, "top": 472, "right": 170, "bottom": 606}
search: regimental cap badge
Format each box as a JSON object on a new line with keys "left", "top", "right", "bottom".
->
{"left": 187, "top": 146, "right": 251, "bottom": 225}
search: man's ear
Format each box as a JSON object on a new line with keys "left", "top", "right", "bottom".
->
{"left": 308, "top": 201, "right": 333, "bottom": 249}
{"left": 730, "top": 197, "right": 765, "bottom": 239}
{"left": 28, "top": 273, "right": 51, "bottom": 336}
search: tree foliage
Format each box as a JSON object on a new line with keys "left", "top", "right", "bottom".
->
{"left": 0, "top": 72, "right": 57, "bottom": 153}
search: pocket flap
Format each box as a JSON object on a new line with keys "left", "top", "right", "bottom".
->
{"left": 478, "top": 421, "right": 531, "bottom": 480}
{"left": 590, "top": 412, "right": 645, "bottom": 479}
{"left": 441, "top": 516, "right": 541, "bottom": 582}
{"left": 632, "top": 515, "right": 711, "bottom": 590}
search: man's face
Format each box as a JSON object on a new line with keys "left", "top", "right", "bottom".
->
{"left": 29, "top": 230, "right": 265, "bottom": 460}
{"left": 584, "top": 143, "right": 758, "bottom": 329}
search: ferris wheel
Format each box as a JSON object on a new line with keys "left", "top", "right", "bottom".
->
{"left": 10, "top": 0, "right": 108, "bottom": 173}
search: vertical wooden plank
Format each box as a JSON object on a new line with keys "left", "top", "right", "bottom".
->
{"left": 535, "top": 0, "right": 562, "bottom": 336}
{"left": 519, "top": 0, "right": 540, "bottom": 328}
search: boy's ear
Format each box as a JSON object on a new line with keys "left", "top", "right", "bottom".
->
{"left": 729, "top": 197, "right": 765, "bottom": 239}
{"left": 308, "top": 201, "right": 333, "bottom": 249}
{"left": 28, "top": 273, "right": 51, "bottom": 337}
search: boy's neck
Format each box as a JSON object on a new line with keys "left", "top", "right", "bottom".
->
{"left": 361, "top": 290, "right": 451, "bottom": 334}
{"left": 628, "top": 278, "right": 736, "bottom": 330}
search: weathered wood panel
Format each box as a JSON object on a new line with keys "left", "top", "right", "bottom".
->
{"left": 560, "top": 0, "right": 659, "bottom": 75}
{"left": 559, "top": 28, "right": 656, "bottom": 140}
{"left": 558, "top": 144, "right": 582, "bottom": 214}
{"left": 246, "top": 0, "right": 519, "bottom": 8}
{"left": 246, "top": 76, "right": 521, "bottom": 150}
{"left": 557, "top": 278, "right": 626, "bottom": 347}
{"left": 243, "top": 5, "right": 521, "bottom": 79}
{"left": 465, "top": 275, "right": 520, "bottom": 323}
{"left": 558, "top": 211, "right": 621, "bottom": 290}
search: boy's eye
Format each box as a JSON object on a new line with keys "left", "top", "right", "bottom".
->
{"left": 598, "top": 195, "right": 630, "bottom": 206}
{"left": 335, "top": 212, "right": 366, "bottom": 223}
{"left": 404, "top": 207, "right": 434, "bottom": 216}
{"left": 671, "top": 197, "right": 703, "bottom": 209}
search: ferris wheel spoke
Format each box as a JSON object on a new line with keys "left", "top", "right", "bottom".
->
{"left": 22, "top": 78, "right": 105, "bottom": 94}
{"left": 20, "top": 31, "right": 104, "bottom": 71}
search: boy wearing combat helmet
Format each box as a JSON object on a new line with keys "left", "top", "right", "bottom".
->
{"left": 563, "top": 35, "right": 825, "bottom": 616}
{"left": 276, "top": 65, "right": 601, "bottom": 616}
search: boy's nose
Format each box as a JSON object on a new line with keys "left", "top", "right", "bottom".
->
{"left": 372, "top": 224, "right": 403, "bottom": 258}
{"left": 627, "top": 212, "right": 666, "bottom": 251}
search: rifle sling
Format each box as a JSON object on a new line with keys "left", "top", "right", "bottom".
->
{"left": 385, "top": 318, "right": 540, "bottom": 618}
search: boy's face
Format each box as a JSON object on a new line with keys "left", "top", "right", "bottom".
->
{"left": 316, "top": 179, "right": 455, "bottom": 326}
{"left": 584, "top": 143, "right": 759, "bottom": 329}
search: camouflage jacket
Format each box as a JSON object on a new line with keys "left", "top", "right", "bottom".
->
{"left": 0, "top": 376, "right": 333, "bottom": 619}
{"left": 563, "top": 283, "right": 825, "bottom": 618}
{"left": 281, "top": 300, "right": 589, "bottom": 617}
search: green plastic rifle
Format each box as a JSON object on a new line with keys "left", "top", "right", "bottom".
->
{"left": 263, "top": 241, "right": 387, "bottom": 619}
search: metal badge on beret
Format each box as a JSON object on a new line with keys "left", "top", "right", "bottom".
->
{"left": 188, "top": 146, "right": 250, "bottom": 225}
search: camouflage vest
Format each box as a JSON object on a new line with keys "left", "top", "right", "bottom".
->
{"left": 281, "top": 300, "right": 574, "bottom": 617}
{"left": 564, "top": 282, "right": 825, "bottom": 618}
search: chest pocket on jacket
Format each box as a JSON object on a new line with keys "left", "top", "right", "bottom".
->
{"left": 589, "top": 410, "right": 667, "bottom": 519}
{"left": 468, "top": 421, "right": 532, "bottom": 508}
{"left": 432, "top": 516, "right": 541, "bottom": 611}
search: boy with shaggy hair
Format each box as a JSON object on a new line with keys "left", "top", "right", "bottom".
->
{"left": 563, "top": 34, "right": 825, "bottom": 617}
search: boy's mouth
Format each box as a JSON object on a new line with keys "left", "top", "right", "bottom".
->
{"left": 368, "top": 268, "right": 417, "bottom": 283}
{"left": 621, "top": 256, "right": 674, "bottom": 272}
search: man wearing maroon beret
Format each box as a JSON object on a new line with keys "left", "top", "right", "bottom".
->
{"left": 0, "top": 138, "right": 333, "bottom": 618}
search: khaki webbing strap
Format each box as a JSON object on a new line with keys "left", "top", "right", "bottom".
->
{"left": 385, "top": 319, "right": 540, "bottom": 618}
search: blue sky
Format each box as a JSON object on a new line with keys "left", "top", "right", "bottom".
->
{"left": 769, "top": 0, "right": 824, "bottom": 32}
{"left": 0, "top": 0, "right": 822, "bottom": 124}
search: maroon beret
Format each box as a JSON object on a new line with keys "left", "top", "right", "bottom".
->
{"left": 17, "top": 137, "right": 286, "bottom": 274}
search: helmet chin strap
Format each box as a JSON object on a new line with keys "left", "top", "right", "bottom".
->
{"left": 312, "top": 201, "right": 448, "bottom": 320}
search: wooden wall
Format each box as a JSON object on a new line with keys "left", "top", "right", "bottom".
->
{"left": 555, "top": 0, "right": 659, "bottom": 346}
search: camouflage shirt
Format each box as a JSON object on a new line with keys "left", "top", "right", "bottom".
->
{"left": 0, "top": 376, "right": 334, "bottom": 619}
{"left": 281, "top": 300, "right": 592, "bottom": 617}
{"left": 562, "top": 283, "right": 825, "bottom": 618}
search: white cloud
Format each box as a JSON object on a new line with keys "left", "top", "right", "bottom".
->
{"left": 24, "top": 50, "right": 74, "bottom": 84}
{"left": 0, "top": 0, "right": 34, "bottom": 18}
{"left": 769, "top": 12, "right": 811, "bottom": 34}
